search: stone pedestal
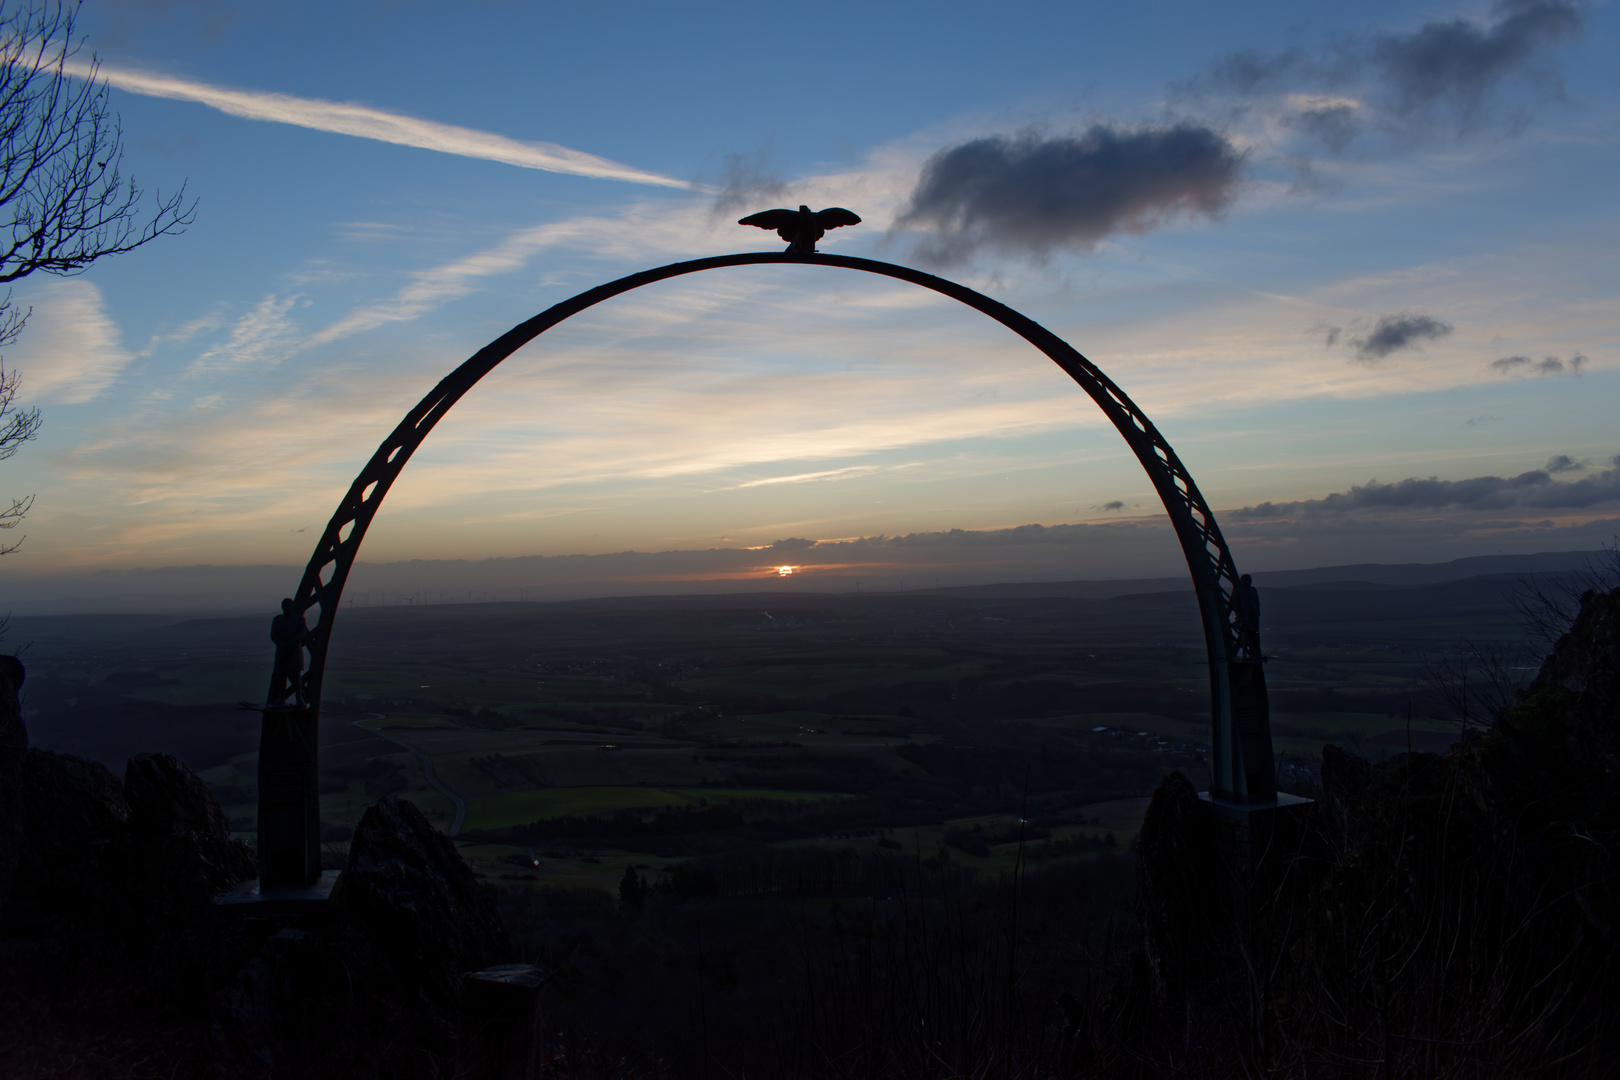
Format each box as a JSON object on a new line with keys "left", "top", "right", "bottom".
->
{"left": 458, "top": 964, "right": 547, "bottom": 1080}
{"left": 1227, "top": 660, "right": 1276, "bottom": 800}
{"left": 257, "top": 706, "right": 320, "bottom": 888}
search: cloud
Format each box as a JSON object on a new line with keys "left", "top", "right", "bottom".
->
{"left": 3, "top": 281, "right": 133, "bottom": 404}
{"left": 67, "top": 59, "right": 691, "bottom": 189}
{"left": 1370, "top": 0, "right": 1585, "bottom": 124}
{"left": 1094, "top": 500, "right": 1127, "bottom": 512}
{"left": 1350, "top": 313, "right": 1453, "bottom": 361}
{"left": 707, "top": 148, "right": 790, "bottom": 219}
{"left": 1545, "top": 454, "right": 1584, "bottom": 472}
{"left": 1465, "top": 414, "right": 1506, "bottom": 428}
{"left": 1232, "top": 464, "right": 1620, "bottom": 519}
{"left": 894, "top": 124, "right": 1245, "bottom": 263}
{"left": 1286, "top": 102, "right": 1363, "bottom": 152}
{"left": 732, "top": 465, "right": 885, "bottom": 490}
{"left": 1489, "top": 352, "right": 1586, "bottom": 376}
{"left": 191, "top": 292, "right": 303, "bottom": 370}
{"left": 1189, "top": 0, "right": 1586, "bottom": 147}
{"left": 302, "top": 211, "right": 670, "bottom": 347}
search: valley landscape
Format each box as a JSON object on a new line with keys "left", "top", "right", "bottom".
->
{"left": 2, "top": 1, "right": 1618, "bottom": 1075}
{"left": 8, "top": 551, "right": 1617, "bottom": 1078}
{"left": 13, "top": 554, "right": 1559, "bottom": 893}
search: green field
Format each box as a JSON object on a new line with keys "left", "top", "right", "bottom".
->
{"left": 462, "top": 785, "right": 854, "bottom": 831}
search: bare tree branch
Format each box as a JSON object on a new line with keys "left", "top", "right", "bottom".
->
{"left": 0, "top": 491, "right": 29, "bottom": 553}
{"left": 0, "top": 362, "right": 40, "bottom": 459}
{"left": 1510, "top": 538, "right": 1620, "bottom": 647}
{"left": 0, "top": 1, "right": 194, "bottom": 286}
{"left": 0, "top": 1, "right": 197, "bottom": 552}
{"left": 1420, "top": 639, "right": 1537, "bottom": 732}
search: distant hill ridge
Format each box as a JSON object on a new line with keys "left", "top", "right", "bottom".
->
{"left": 0, "top": 548, "right": 1604, "bottom": 616}
{"left": 927, "top": 549, "right": 1603, "bottom": 601}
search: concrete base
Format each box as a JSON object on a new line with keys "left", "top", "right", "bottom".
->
{"left": 216, "top": 868, "right": 340, "bottom": 918}
{"left": 1199, "top": 790, "right": 1313, "bottom": 822}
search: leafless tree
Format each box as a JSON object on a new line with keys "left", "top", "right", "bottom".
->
{"left": 0, "top": 363, "right": 39, "bottom": 554}
{"left": 0, "top": 0, "right": 196, "bottom": 552}
{"left": 1419, "top": 639, "right": 1537, "bottom": 733}
{"left": 1510, "top": 537, "right": 1620, "bottom": 646}
{"left": 1418, "top": 540, "right": 1620, "bottom": 731}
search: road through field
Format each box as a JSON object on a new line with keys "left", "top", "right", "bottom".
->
{"left": 360, "top": 715, "right": 467, "bottom": 836}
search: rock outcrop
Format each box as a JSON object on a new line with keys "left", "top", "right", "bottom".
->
{"left": 3, "top": 741, "right": 256, "bottom": 924}
{"left": 218, "top": 795, "right": 511, "bottom": 1076}
{"left": 2, "top": 662, "right": 516, "bottom": 1078}
{"left": 124, "top": 751, "right": 256, "bottom": 906}
{"left": 1134, "top": 771, "right": 1224, "bottom": 1004}
{"left": 1519, "top": 586, "right": 1620, "bottom": 796}
{"left": 6, "top": 748, "right": 132, "bottom": 924}
{"left": 331, "top": 794, "right": 510, "bottom": 995}
{"left": 0, "top": 656, "right": 26, "bottom": 908}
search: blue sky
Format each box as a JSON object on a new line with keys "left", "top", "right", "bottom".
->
{"left": 2, "top": 0, "right": 1617, "bottom": 606}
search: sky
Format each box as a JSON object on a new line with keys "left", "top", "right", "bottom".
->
{"left": 1, "top": 0, "right": 1618, "bottom": 612}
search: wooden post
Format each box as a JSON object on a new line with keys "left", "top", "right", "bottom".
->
{"left": 459, "top": 964, "right": 546, "bottom": 1080}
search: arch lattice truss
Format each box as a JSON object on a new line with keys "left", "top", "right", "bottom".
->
{"left": 271, "top": 252, "right": 1271, "bottom": 802}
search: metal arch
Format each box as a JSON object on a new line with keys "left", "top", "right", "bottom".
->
{"left": 272, "top": 251, "right": 1268, "bottom": 801}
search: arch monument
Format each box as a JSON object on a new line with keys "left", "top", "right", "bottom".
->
{"left": 252, "top": 249, "right": 1279, "bottom": 888}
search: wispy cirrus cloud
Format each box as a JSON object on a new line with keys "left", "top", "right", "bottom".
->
{"left": 67, "top": 59, "right": 692, "bottom": 189}
{"left": 730, "top": 465, "right": 888, "bottom": 489}
{"left": 304, "top": 220, "right": 596, "bottom": 347}
{"left": 191, "top": 292, "right": 304, "bottom": 370}
{"left": 5, "top": 281, "right": 133, "bottom": 404}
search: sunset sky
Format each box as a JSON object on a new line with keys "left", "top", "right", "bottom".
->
{"left": 2, "top": 0, "right": 1617, "bottom": 610}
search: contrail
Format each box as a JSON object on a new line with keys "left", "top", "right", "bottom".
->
{"left": 66, "top": 59, "right": 692, "bottom": 189}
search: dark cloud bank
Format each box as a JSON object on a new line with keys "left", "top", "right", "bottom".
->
{"left": 1197, "top": 0, "right": 1585, "bottom": 144}
{"left": 894, "top": 4, "right": 1585, "bottom": 264}
{"left": 1234, "top": 456, "right": 1620, "bottom": 520}
{"left": 896, "top": 123, "right": 1244, "bottom": 263}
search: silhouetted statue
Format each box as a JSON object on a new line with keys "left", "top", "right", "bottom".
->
{"left": 1234, "top": 574, "right": 1261, "bottom": 660}
{"left": 269, "top": 598, "right": 310, "bottom": 707}
{"left": 739, "top": 205, "right": 861, "bottom": 254}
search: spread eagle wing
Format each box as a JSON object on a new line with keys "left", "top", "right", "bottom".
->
{"left": 738, "top": 209, "right": 801, "bottom": 230}
{"left": 813, "top": 207, "right": 862, "bottom": 229}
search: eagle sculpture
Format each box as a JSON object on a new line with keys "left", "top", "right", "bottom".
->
{"left": 738, "top": 205, "right": 861, "bottom": 254}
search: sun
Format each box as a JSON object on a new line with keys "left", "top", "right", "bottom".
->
{"left": 776, "top": 565, "right": 795, "bottom": 576}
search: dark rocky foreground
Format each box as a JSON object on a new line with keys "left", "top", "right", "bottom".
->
{"left": 1121, "top": 586, "right": 1620, "bottom": 1077}
{"left": 2, "top": 587, "right": 1618, "bottom": 1079}
{"left": 0, "top": 655, "right": 512, "bottom": 1078}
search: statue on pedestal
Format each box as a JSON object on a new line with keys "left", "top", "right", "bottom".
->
{"left": 268, "top": 598, "right": 309, "bottom": 707}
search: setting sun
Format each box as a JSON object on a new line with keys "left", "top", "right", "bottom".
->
{"left": 776, "top": 565, "right": 795, "bottom": 576}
